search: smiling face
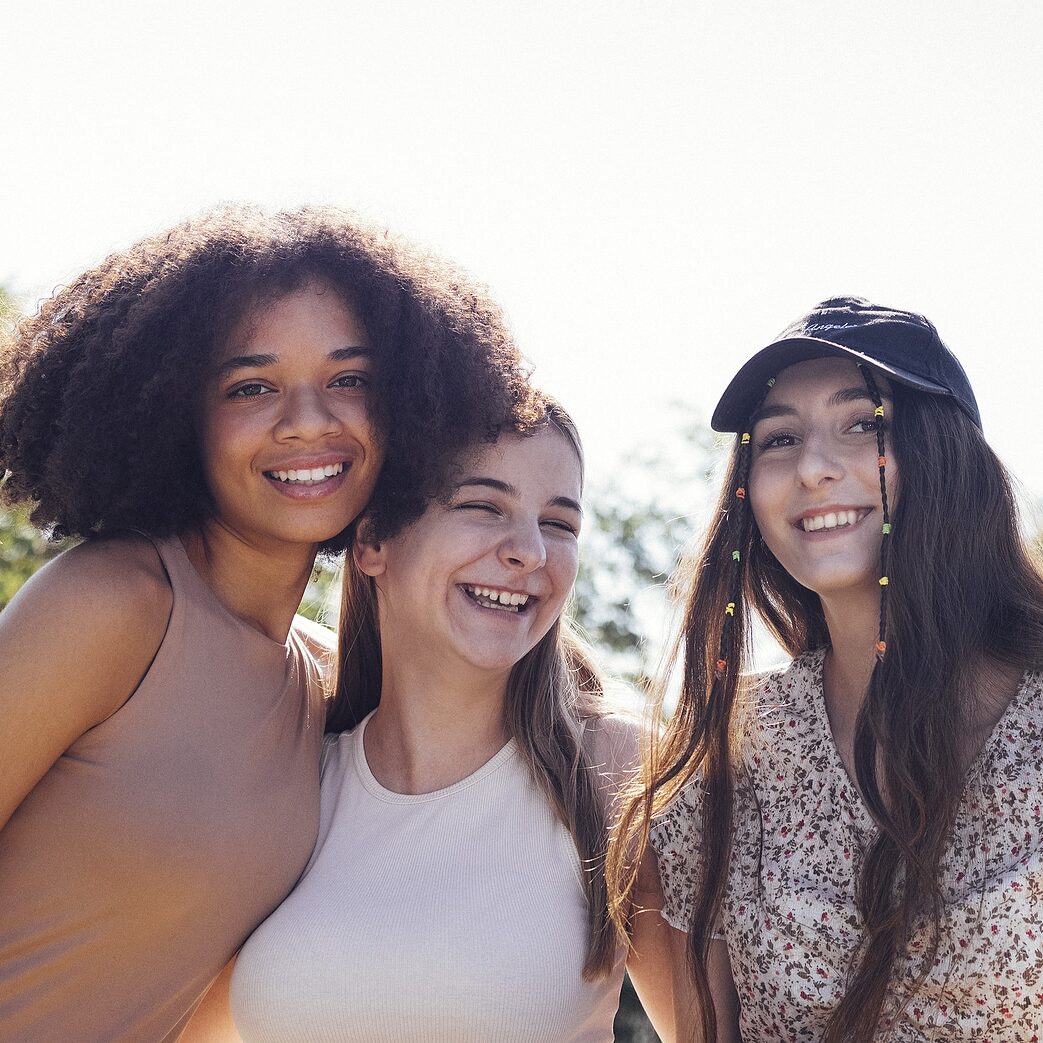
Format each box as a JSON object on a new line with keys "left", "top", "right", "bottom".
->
{"left": 356, "top": 426, "right": 583, "bottom": 680}
{"left": 198, "top": 279, "right": 384, "bottom": 551}
{"left": 748, "top": 356, "right": 896, "bottom": 604}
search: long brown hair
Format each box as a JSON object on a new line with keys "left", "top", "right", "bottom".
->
{"left": 328, "top": 402, "right": 619, "bottom": 978}
{"left": 609, "top": 381, "right": 1043, "bottom": 1040}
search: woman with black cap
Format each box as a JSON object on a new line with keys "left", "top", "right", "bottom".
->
{"left": 607, "top": 298, "right": 1043, "bottom": 1040}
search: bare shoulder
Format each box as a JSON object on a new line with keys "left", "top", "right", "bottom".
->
{"left": 587, "top": 708, "right": 648, "bottom": 775}
{"left": 10, "top": 535, "right": 172, "bottom": 634}
{"left": 585, "top": 708, "right": 652, "bottom": 817}
{"left": 2, "top": 535, "right": 173, "bottom": 701}
{"left": 0, "top": 535, "right": 174, "bottom": 827}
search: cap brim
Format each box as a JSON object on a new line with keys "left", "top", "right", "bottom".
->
{"left": 710, "top": 337, "right": 955, "bottom": 432}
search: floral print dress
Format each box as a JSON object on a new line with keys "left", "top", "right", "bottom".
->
{"left": 651, "top": 650, "right": 1043, "bottom": 1041}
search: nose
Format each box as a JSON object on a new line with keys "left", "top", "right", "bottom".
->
{"left": 498, "top": 518, "right": 547, "bottom": 573}
{"left": 274, "top": 386, "right": 343, "bottom": 442}
{"left": 795, "top": 432, "right": 845, "bottom": 488}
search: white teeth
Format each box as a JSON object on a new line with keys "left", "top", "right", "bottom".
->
{"left": 802, "top": 509, "right": 861, "bottom": 533}
{"left": 465, "top": 585, "right": 530, "bottom": 611}
{"left": 270, "top": 462, "right": 345, "bottom": 483}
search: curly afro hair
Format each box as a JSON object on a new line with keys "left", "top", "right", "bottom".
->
{"left": 0, "top": 204, "right": 539, "bottom": 547}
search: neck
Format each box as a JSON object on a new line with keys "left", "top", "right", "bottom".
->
{"left": 363, "top": 655, "right": 510, "bottom": 795}
{"left": 180, "top": 522, "right": 318, "bottom": 642}
{"left": 817, "top": 586, "right": 881, "bottom": 772}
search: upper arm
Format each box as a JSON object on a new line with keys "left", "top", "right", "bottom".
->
{"left": 585, "top": 711, "right": 645, "bottom": 821}
{"left": 0, "top": 538, "right": 172, "bottom": 829}
{"left": 626, "top": 844, "right": 687, "bottom": 1042}
{"left": 630, "top": 856, "right": 739, "bottom": 1043}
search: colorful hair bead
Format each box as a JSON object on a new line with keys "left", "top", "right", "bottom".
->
{"left": 732, "top": 550, "right": 741, "bottom": 561}
{"left": 882, "top": 523, "right": 892, "bottom": 535}
{"left": 879, "top": 576, "right": 889, "bottom": 586}
{"left": 735, "top": 487, "right": 746, "bottom": 499}
{"left": 874, "top": 405, "right": 885, "bottom": 418}
{"left": 741, "top": 432, "right": 751, "bottom": 445}
{"left": 725, "top": 602, "right": 735, "bottom": 616}
{"left": 875, "top": 640, "right": 887, "bottom": 656}
{"left": 878, "top": 455, "right": 887, "bottom": 468}
{"left": 766, "top": 377, "right": 776, "bottom": 388}
{"left": 715, "top": 659, "right": 727, "bottom": 674}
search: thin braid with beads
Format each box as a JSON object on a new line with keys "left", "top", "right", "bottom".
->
{"left": 714, "top": 377, "right": 776, "bottom": 679}
{"left": 857, "top": 364, "right": 892, "bottom": 659}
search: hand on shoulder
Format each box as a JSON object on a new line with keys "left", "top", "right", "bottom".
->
{"left": 0, "top": 534, "right": 173, "bottom": 828}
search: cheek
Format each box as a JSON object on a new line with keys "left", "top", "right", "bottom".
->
{"left": 747, "top": 463, "right": 777, "bottom": 534}
{"left": 548, "top": 546, "right": 579, "bottom": 601}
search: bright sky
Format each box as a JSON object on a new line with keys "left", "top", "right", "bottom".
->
{"left": 3, "top": 0, "right": 1042, "bottom": 509}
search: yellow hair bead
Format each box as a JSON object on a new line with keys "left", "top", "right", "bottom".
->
{"left": 741, "top": 432, "right": 751, "bottom": 445}
{"left": 725, "top": 602, "right": 735, "bottom": 616}
{"left": 879, "top": 576, "right": 889, "bottom": 586}
{"left": 874, "top": 405, "right": 885, "bottom": 418}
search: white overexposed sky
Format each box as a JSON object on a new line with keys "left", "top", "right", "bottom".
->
{"left": 3, "top": 0, "right": 1041, "bottom": 512}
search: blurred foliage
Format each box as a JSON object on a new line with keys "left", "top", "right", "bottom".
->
{"left": 0, "top": 505, "right": 72, "bottom": 609}
{"left": 575, "top": 411, "right": 722, "bottom": 685}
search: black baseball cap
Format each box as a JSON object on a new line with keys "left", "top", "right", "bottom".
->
{"left": 711, "top": 296, "right": 981, "bottom": 432}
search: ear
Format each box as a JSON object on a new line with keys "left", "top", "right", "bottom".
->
{"left": 352, "top": 526, "right": 387, "bottom": 578}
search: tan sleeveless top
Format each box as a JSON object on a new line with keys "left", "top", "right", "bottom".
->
{"left": 0, "top": 536, "right": 326, "bottom": 1043}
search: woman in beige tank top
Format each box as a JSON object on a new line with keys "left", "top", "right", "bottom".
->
{"left": 0, "top": 205, "right": 534, "bottom": 1043}
{"left": 184, "top": 400, "right": 680, "bottom": 1042}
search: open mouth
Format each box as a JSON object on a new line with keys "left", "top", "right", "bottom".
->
{"left": 461, "top": 584, "right": 534, "bottom": 613}
{"left": 265, "top": 462, "right": 346, "bottom": 485}
{"left": 798, "top": 508, "right": 871, "bottom": 533}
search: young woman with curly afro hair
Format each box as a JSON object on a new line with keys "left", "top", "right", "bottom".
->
{"left": 0, "top": 204, "right": 537, "bottom": 1043}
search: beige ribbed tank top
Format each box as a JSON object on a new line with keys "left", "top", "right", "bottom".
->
{"left": 230, "top": 712, "right": 626, "bottom": 1043}
{"left": 0, "top": 535, "right": 325, "bottom": 1043}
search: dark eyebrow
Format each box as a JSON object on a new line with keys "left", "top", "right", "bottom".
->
{"left": 750, "top": 386, "right": 887, "bottom": 426}
{"left": 455, "top": 477, "right": 583, "bottom": 515}
{"left": 215, "top": 346, "right": 373, "bottom": 379}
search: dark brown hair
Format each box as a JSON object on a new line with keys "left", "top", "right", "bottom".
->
{"left": 0, "top": 204, "right": 535, "bottom": 547}
{"left": 609, "top": 381, "right": 1043, "bottom": 1040}
{"left": 329, "top": 401, "right": 619, "bottom": 978}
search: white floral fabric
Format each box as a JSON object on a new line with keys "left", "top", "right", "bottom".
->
{"left": 651, "top": 650, "right": 1043, "bottom": 1041}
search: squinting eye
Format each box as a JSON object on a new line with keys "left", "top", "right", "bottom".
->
{"left": 541, "top": 519, "right": 579, "bottom": 535}
{"left": 456, "top": 502, "right": 499, "bottom": 515}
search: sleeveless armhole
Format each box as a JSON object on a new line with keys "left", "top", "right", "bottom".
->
{"left": 91, "top": 534, "right": 175, "bottom": 727}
